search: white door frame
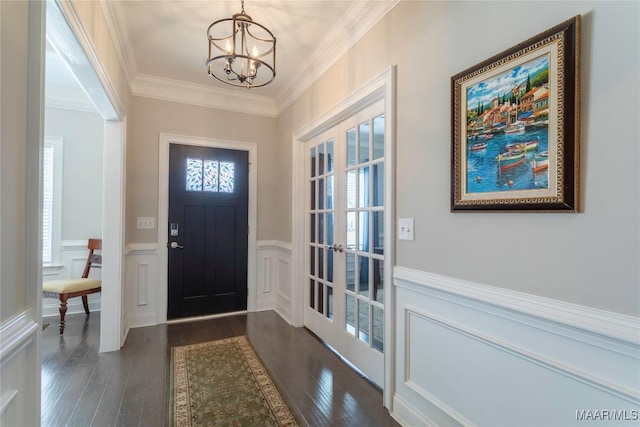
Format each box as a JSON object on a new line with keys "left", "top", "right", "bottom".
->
{"left": 291, "top": 66, "right": 396, "bottom": 408}
{"left": 46, "top": 0, "right": 126, "bottom": 353}
{"left": 157, "top": 133, "right": 258, "bottom": 324}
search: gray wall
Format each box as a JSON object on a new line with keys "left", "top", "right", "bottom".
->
{"left": 1, "top": 0, "right": 30, "bottom": 321}
{"left": 44, "top": 107, "right": 103, "bottom": 241}
{"left": 276, "top": 1, "right": 639, "bottom": 317}
{"left": 0, "top": 2, "right": 44, "bottom": 425}
{"left": 126, "top": 96, "right": 279, "bottom": 243}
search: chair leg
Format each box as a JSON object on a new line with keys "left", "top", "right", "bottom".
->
{"left": 58, "top": 294, "right": 68, "bottom": 334}
{"left": 82, "top": 295, "right": 90, "bottom": 315}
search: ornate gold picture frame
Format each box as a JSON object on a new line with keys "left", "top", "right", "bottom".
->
{"left": 451, "top": 16, "right": 580, "bottom": 212}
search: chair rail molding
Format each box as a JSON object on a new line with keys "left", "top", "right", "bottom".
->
{"left": 391, "top": 266, "right": 640, "bottom": 427}
{"left": 125, "top": 243, "right": 158, "bottom": 255}
{"left": 393, "top": 266, "right": 640, "bottom": 346}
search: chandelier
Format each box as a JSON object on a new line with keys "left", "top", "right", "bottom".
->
{"left": 206, "top": 0, "right": 276, "bottom": 89}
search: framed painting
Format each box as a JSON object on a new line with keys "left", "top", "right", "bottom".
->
{"left": 451, "top": 16, "right": 580, "bottom": 212}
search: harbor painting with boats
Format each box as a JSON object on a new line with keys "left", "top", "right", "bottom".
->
{"left": 464, "top": 54, "right": 551, "bottom": 194}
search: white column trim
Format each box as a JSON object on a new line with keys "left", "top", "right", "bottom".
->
{"left": 157, "top": 133, "right": 258, "bottom": 325}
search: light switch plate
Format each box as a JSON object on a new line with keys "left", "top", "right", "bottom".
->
{"left": 398, "top": 218, "right": 414, "bottom": 241}
{"left": 136, "top": 217, "right": 156, "bottom": 229}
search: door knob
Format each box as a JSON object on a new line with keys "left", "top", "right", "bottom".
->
{"left": 169, "top": 241, "right": 184, "bottom": 249}
{"left": 325, "top": 244, "right": 344, "bottom": 253}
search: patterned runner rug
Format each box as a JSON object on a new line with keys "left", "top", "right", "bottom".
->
{"left": 170, "top": 335, "right": 298, "bottom": 426}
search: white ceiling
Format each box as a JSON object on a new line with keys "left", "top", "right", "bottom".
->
{"left": 99, "top": 0, "right": 399, "bottom": 115}
{"left": 45, "top": 1, "right": 398, "bottom": 116}
{"left": 45, "top": 43, "right": 98, "bottom": 113}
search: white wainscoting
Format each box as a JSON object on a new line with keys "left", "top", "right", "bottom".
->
{"left": 392, "top": 266, "right": 640, "bottom": 427}
{"left": 125, "top": 243, "right": 158, "bottom": 328}
{"left": 42, "top": 240, "right": 102, "bottom": 318}
{"left": 256, "top": 241, "right": 293, "bottom": 324}
{"left": 0, "top": 310, "right": 40, "bottom": 426}
{"left": 124, "top": 241, "right": 292, "bottom": 328}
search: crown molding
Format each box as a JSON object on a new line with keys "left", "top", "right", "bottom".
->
{"left": 274, "top": 0, "right": 400, "bottom": 113}
{"left": 45, "top": 86, "right": 98, "bottom": 114}
{"left": 97, "top": 0, "right": 398, "bottom": 117}
{"left": 131, "top": 73, "right": 278, "bottom": 117}
{"left": 99, "top": 0, "right": 137, "bottom": 84}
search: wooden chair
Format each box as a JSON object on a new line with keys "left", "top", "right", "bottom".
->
{"left": 43, "top": 239, "right": 102, "bottom": 334}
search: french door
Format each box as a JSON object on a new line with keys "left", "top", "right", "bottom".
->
{"left": 305, "top": 100, "right": 386, "bottom": 386}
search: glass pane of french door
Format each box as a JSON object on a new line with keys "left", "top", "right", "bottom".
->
{"left": 308, "top": 138, "right": 335, "bottom": 320}
{"left": 344, "top": 113, "right": 385, "bottom": 353}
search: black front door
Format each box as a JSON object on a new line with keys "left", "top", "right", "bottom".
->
{"left": 168, "top": 143, "right": 248, "bottom": 319}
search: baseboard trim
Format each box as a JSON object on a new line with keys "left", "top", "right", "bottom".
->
{"left": 255, "top": 300, "right": 275, "bottom": 312}
{"left": 392, "top": 394, "right": 442, "bottom": 427}
{"left": 166, "top": 310, "right": 248, "bottom": 325}
{"left": 127, "top": 313, "right": 156, "bottom": 329}
{"left": 274, "top": 306, "right": 293, "bottom": 326}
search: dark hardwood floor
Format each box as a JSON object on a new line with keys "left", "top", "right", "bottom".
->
{"left": 41, "top": 311, "right": 400, "bottom": 426}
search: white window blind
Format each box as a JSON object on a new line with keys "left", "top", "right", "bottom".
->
{"left": 43, "top": 137, "right": 63, "bottom": 265}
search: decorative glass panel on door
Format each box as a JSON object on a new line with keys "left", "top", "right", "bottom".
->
{"left": 186, "top": 158, "right": 235, "bottom": 193}
{"left": 343, "top": 115, "right": 385, "bottom": 353}
{"left": 308, "top": 138, "right": 336, "bottom": 320}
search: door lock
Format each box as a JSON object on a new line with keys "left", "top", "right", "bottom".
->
{"left": 169, "top": 241, "right": 184, "bottom": 249}
{"left": 325, "top": 244, "right": 344, "bottom": 253}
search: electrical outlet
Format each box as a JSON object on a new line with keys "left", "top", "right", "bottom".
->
{"left": 398, "top": 218, "right": 414, "bottom": 241}
{"left": 136, "top": 217, "right": 156, "bottom": 229}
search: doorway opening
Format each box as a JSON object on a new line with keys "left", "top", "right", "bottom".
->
{"left": 41, "top": 0, "right": 125, "bottom": 361}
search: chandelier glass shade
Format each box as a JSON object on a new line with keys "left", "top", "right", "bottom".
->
{"left": 206, "top": 1, "right": 276, "bottom": 89}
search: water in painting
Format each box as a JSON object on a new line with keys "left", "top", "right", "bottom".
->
{"left": 465, "top": 54, "right": 551, "bottom": 194}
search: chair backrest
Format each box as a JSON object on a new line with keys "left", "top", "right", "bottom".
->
{"left": 82, "top": 239, "right": 102, "bottom": 279}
